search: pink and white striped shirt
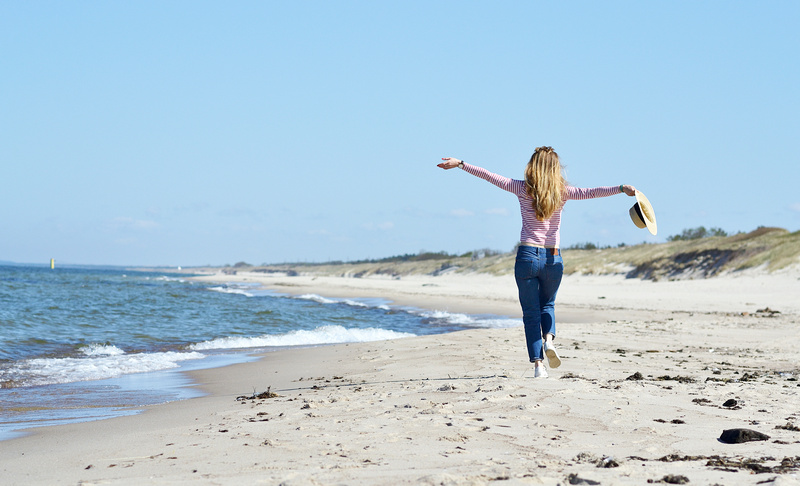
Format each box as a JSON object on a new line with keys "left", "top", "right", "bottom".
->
{"left": 461, "top": 162, "right": 620, "bottom": 248}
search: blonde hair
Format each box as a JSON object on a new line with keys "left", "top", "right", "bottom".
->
{"left": 524, "top": 146, "right": 567, "bottom": 221}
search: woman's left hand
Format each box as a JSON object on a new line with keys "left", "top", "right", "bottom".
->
{"left": 438, "top": 157, "right": 462, "bottom": 170}
{"left": 622, "top": 185, "right": 636, "bottom": 196}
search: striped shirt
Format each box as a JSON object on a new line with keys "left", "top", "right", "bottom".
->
{"left": 461, "top": 162, "right": 620, "bottom": 248}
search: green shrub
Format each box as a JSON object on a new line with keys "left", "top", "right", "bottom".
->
{"left": 668, "top": 226, "right": 727, "bottom": 241}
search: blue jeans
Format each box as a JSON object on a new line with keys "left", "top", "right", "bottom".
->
{"left": 514, "top": 246, "right": 564, "bottom": 362}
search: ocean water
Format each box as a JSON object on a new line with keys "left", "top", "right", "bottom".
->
{"left": 0, "top": 264, "right": 520, "bottom": 440}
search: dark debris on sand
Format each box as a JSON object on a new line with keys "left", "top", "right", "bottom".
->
{"left": 567, "top": 473, "right": 601, "bottom": 485}
{"left": 574, "top": 452, "right": 619, "bottom": 468}
{"left": 647, "top": 474, "right": 690, "bottom": 484}
{"left": 722, "top": 399, "right": 738, "bottom": 408}
{"left": 618, "top": 371, "right": 698, "bottom": 384}
{"left": 776, "top": 422, "right": 800, "bottom": 432}
{"left": 636, "top": 454, "right": 800, "bottom": 475}
{"left": 236, "top": 386, "right": 280, "bottom": 401}
{"left": 756, "top": 307, "right": 781, "bottom": 316}
{"left": 656, "top": 375, "right": 697, "bottom": 384}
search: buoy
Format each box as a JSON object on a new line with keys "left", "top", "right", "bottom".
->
{"left": 50, "top": 258, "right": 55, "bottom": 269}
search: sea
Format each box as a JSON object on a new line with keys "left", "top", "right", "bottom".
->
{"left": 0, "top": 264, "right": 520, "bottom": 440}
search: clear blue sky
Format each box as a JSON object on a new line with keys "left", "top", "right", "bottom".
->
{"left": 3, "top": 1, "right": 798, "bottom": 266}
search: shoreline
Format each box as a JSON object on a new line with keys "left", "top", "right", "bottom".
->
{"left": 2, "top": 271, "right": 799, "bottom": 485}
{"left": 188, "top": 268, "right": 800, "bottom": 317}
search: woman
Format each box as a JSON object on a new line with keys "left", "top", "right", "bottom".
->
{"left": 438, "top": 147, "right": 636, "bottom": 378}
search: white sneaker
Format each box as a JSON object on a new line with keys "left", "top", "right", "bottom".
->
{"left": 534, "top": 366, "right": 548, "bottom": 378}
{"left": 544, "top": 342, "right": 561, "bottom": 369}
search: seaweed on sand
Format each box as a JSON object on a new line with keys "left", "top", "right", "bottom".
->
{"left": 236, "top": 386, "right": 280, "bottom": 401}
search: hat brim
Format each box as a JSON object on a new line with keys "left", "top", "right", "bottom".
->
{"left": 631, "top": 191, "right": 657, "bottom": 235}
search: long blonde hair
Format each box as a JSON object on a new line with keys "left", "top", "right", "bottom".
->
{"left": 524, "top": 146, "right": 567, "bottom": 221}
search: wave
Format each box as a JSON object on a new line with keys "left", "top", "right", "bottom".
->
{"left": 207, "top": 286, "right": 516, "bottom": 333}
{"left": 207, "top": 284, "right": 256, "bottom": 298}
{"left": 80, "top": 343, "right": 125, "bottom": 357}
{"left": 417, "top": 309, "right": 521, "bottom": 329}
{"left": 154, "top": 275, "right": 187, "bottom": 283}
{"left": 1, "top": 350, "right": 206, "bottom": 388}
{"left": 293, "top": 293, "right": 519, "bottom": 329}
{"left": 294, "top": 293, "right": 374, "bottom": 308}
{"left": 191, "top": 325, "right": 414, "bottom": 351}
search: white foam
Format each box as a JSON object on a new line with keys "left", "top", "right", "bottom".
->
{"left": 341, "top": 299, "right": 369, "bottom": 308}
{"left": 80, "top": 344, "right": 125, "bottom": 357}
{"left": 293, "top": 294, "right": 520, "bottom": 329}
{"left": 207, "top": 285, "right": 255, "bottom": 297}
{"left": 294, "top": 294, "right": 371, "bottom": 308}
{"left": 471, "top": 317, "right": 523, "bottom": 329}
{"left": 296, "top": 293, "right": 337, "bottom": 304}
{"left": 191, "top": 325, "right": 414, "bottom": 351}
{"left": 419, "top": 309, "right": 521, "bottom": 329}
{"left": 4, "top": 351, "right": 206, "bottom": 387}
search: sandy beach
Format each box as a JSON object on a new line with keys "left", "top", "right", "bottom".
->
{"left": 2, "top": 269, "right": 799, "bottom": 485}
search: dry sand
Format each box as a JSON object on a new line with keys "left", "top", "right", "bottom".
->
{"left": 2, "top": 270, "right": 799, "bottom": 485}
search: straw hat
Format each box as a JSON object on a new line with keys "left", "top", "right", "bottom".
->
{"left": 629, "top": 191, "right": 657, "bottom": 235}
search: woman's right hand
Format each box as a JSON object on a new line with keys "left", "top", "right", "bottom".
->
{"left": 438, "top": 157, "right": 462, "bottom": 170}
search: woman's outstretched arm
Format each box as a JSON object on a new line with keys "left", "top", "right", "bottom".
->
{"left": 438, "top": 157, "right": 519, "bottom": 194}
{"left": 567, "top": 184, "right": 638, "bottom": 201}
